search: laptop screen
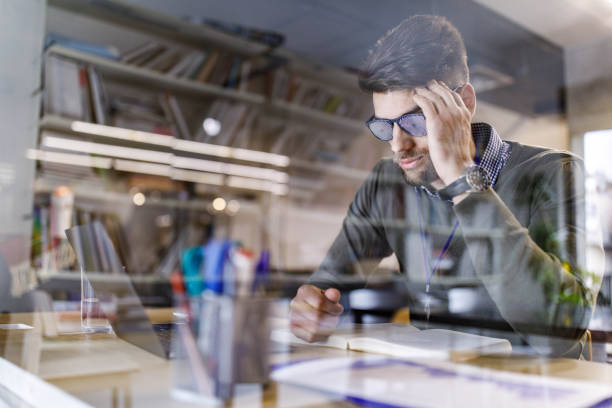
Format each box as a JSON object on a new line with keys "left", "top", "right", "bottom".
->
{"left": 65, "top": 221, "right": 167, "bottom": 357}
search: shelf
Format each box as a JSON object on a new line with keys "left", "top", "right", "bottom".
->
{"left": 47, "top": 0, "right": 360, "bottom": 92}
{"left": 34, "top": 182, "right": 212, "bottom": 210}
{"left": 34, "top": 179, "right": 264, "bottom": 214}
{"left": 39, "top": 114, "right": 371, "bottom": 183}
{"left": 46, "top": 45, "right": 364, "bottom": 134}
{"left": 37, "top": 269, "right": 168, "bottom": 284}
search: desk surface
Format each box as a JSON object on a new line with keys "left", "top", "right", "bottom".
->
{"left": 2, "top": 311, "right": 612, "bottom": 408}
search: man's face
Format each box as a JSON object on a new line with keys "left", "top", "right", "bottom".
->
{"left": 372, "top": 89, "right": 439, "bottom": 186}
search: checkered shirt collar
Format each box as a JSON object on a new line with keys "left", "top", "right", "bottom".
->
{"left": 419, "top": 122, "right": 511, "bottom": 199}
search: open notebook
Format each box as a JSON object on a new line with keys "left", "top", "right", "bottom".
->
{"left": 271, "top": 323, "right": 512, "bottom": 361}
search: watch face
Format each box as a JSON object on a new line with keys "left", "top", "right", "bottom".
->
{"left": 465, "top": 166, "right": 491, "bottom": 191}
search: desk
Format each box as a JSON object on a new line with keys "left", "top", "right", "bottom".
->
{"left": 2, "top": 311, "right": 612, "bottom": 408}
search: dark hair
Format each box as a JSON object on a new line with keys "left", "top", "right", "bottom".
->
{"left": 358, "top": 15, "right": 469, "bottom": 93}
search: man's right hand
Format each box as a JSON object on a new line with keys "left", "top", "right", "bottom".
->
{"left": 289, "top": 284, "right": 344, "bottom": 342}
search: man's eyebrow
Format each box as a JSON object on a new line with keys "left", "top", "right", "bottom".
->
{"left": 372, "top": 106, "right": 422, "bottom": 120}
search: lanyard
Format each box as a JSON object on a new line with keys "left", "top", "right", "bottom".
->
{"left": 414, "top": 186, "right": 459, "bottom": 291}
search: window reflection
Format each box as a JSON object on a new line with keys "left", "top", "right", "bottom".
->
{"left": 0, "top": 1, "right": 611, "bottom": 407}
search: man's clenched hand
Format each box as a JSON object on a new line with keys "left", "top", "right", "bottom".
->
{"left": 289, "top": 284, "right": 344, "bottom": 342}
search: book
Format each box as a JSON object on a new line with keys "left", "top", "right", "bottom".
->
{"left": 238, "top": 60, "right": 252, "bottom": 92}
{"left": 144, "top": 48, "right": 181, "bottom": 72}
{"left": 183, "top": 51, "right": 208, "bottom": 79}
{"left": 46, "top": 33, "right": 119, "bottom": 60}
{"left": 133, "top": 45, "right": 167, "bottom": 67}
{"left": 120, "top": 41, "right": 161, "bottom": 64}
{"left": 167, "top": 51, "right": 200, "bottom": 77}
{"left": 271, "top": 323, "right": 512, "bottom": 361}
{"left": 44, "top": 55, "right": 91, "bottom": 120}
{"left": 208, "top": 52, "right": 234, "bottom": 86}
{"left": 224, "top": 56, "right": 243, "bottom": 89}
{"left": 165, "top": 94, "right": 191, "bottom": 140}
{"left": 195, "top": 50, "right": 219, "bottom": 83}
{"left": 87, "top": 67, "right": 108, "bottom": 125}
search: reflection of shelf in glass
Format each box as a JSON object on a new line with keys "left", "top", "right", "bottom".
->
{"left": 36, "top": 269, "right": 168, "bottom": 284}
{"left": 38, "top": 115, "right": 370, "bottom": 183}
{"left": 46, "top": 45, "right": 364, "bottom": 134}
{"left": 39, "top": 114, "right": 290, "bottom": 168}
{"left": 34, "top": 184, "right": 211, "bottom": 210}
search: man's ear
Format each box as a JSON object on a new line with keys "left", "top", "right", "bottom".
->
{"left": 459, "top": 83, "right": 476, "bottom": 117}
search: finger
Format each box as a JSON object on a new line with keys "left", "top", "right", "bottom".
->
{"left": 412, "top": 94, "right": 437, "bottom": 121}
{"left": 297, "top": 285, "right": 343, "bottom": 315}
{"left": 290, "top": 303, "right": 339, "bottom": 328}
{"left": 450, "top": 90, "right": 470, "bottom": 117}
{"left": 428, "top": 81, "right": 459, "bottom": 110}
{"left": 324, "top": 288, "right": 341, "bottom": 303}
{"left": 414, "top": 87, "right": 446, "bottom": 114}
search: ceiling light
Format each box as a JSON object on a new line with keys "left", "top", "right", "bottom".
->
{"left": 212, "top": 197, "right": 227, "bottom": 211}
{"left": 226, "top": 200, "right": 240, "bottom": 214}
{"left": 132, "top": 192, "right": 146, "bottom": 206}
{"left": 202, "top": 118, "right": 221, "bottom": 136}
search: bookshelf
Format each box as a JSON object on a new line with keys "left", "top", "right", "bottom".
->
{"left": 32, "top": 0, "right": 375, "bottom": 291}
{"left": 45, "top": 45, "right": 364, "bottom": 133}
{"left": 47, "top": 0, "right": 360, "bottom": 92}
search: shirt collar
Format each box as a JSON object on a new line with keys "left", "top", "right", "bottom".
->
{"left": 420, "top": 122, "right": 511, "bottom": 198}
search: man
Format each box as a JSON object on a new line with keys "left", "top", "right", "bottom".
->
{"left": 290, "top": 15, "right": 600, "bottom": 358}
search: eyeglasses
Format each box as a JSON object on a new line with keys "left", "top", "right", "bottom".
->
{"left": 366, "top": 85, "right": 463, "bottom": 142}
{"left": 365, "top": 110, "right": 426, "bottom": 142}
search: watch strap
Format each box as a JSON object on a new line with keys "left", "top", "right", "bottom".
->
{"left": 438, "top": 177, "right": 470, "bottom": 201}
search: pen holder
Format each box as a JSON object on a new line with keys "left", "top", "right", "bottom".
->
{"left": 171, "top": 292, "right": 272, "bottom": 404}
{"left": 201, "top": 292, "right": 272, "bottom": 397}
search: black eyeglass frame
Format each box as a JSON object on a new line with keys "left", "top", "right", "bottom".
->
{"left": 365, "top": 111, "right": 425, "bottom": 142}
{"left": 365, "top": 85, "right": 464, "bottom": 142}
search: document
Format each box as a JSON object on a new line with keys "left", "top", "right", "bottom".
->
{"left": 271, "top": 355, "right": 612, "bottom": 408}
{"left": 271, "top": 323, "right": 512, "bottom": 361}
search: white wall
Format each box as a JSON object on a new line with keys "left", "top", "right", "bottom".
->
{"left": 474, "top": 100, "right": 570, "bottom": 152}
{"left": 0, "top": 0, "right": 46, "bottom": 268}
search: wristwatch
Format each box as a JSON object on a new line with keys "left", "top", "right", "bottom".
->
{"left": 438, "top": 164, "right": 491, "bottom": 201}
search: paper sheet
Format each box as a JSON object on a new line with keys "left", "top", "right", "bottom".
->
{"left": 272, "top": 356, "right": 612, "bottom": 408}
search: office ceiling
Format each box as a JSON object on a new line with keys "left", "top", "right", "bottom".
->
{"left": 472, "top": 0, "right": 612, "bottom": 49}
{"left": 122, "top": 0, "right": 612, "bottom": 116}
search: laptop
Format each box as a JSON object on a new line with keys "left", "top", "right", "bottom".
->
{"left": 65, "top": 221, "right": 176, "bottom": 359}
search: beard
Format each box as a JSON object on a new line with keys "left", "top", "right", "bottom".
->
{"left": 393, "top": 149, "right": 439, "bottom": 187}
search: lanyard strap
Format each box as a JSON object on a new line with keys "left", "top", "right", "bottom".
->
{"left": 414, "top": 187, "right": 459, "bottom": 289}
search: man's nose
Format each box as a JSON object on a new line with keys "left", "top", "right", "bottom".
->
{"left": 388, "top": 123, "right": 416, "bottom": 153}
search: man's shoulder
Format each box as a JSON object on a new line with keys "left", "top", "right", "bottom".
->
{"left": 504, "top": 141, "right": 583, "bottom": 171}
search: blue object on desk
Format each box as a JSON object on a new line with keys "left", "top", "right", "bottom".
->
{"left": 202, "top": 240, "right": 233, "bottom": 294}
{"left": 253, "top": 250, "right": 270, "bottom": 292}
{"left": 180, "top": 247, "right": 204, "bottom": 296}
